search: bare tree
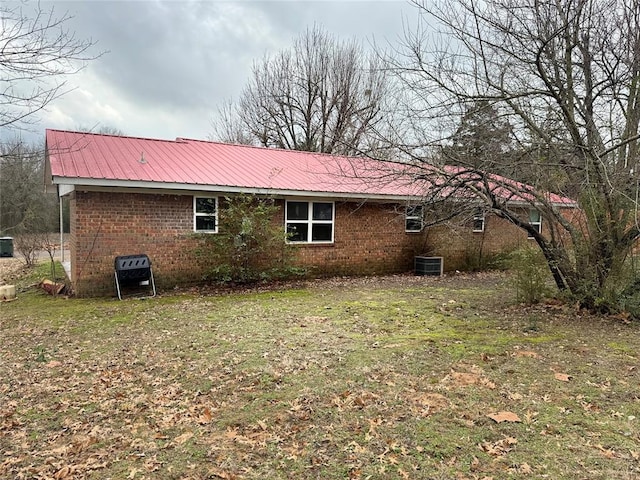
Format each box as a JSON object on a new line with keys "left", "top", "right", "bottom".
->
{"left": 384, "top": 0, "right": 640, "bottom": 312}
{"left": 211, "top": 25, "right": 391, "bottom": 156}
{"left": 0, "top": 139, "right": 58, "bottom": 235}
{"left": 76, "top": 124, "right": 125, "bottom": 136}
{"left": 0, "top": 3, "right": 94, "bottom": 132}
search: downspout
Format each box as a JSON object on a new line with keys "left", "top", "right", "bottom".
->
{"left": 59, "top": 185, "right": 64, "bottom": 263}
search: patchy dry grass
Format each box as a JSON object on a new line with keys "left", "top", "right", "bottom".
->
{"left": 1, "top": 266, "right": 640, "bottom": 479}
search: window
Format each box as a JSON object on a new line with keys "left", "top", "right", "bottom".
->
{"left": 528, "top": 209, "right": 542, "bottom": 237}
{"left": 405, "top": 205, "right": 424, "bottom": 232}
{"left": 286, "top": 201, "right": 334, "bottom": 243}
{"left": 194, "top": 196, "right": 218, "bottom": 233}
{"left": 472, "top": 210, "right": 485, "bottom": 232}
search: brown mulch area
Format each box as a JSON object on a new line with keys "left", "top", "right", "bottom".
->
{"left": 174, "top": 270, "right": 509, "bottom": 298}
{"left": 0, "top": 253, "right": 507, "bottom": 296}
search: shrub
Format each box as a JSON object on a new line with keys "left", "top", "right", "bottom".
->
{"left": 509, "top": 246, "right": 552, "bottom": 304}
{"left": 194, "top": 195, "right": 304, "bottom": 284}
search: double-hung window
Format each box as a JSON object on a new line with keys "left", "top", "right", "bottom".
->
{"left": 472, "top": 209, "right": 485, "bottom": 233}
{"left": 286, "top": 201, "right": 334, "bottom": 243}
{"left": 405, "top": 205, "right": 424, "bottom": 232}
{"left": 194, "top": 196, "right": 218, "bottom": 233}
{"left": 528, "top": 209, "right": 542, "bottom": 237}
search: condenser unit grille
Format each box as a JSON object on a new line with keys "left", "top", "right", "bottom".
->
{"left": 415, "top": 256, "right": 443, "bottom": 276}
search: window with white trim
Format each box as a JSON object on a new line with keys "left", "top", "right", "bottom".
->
{"left": 405, "top": 205, "right": 424, "bottom": 232}
{"left": 528, "top": 209, "right": 542, "bottom": 237}
{"left": 472, "top": 209, "right": 485, "bottom": 233}
{"left": 286, "top": 201, "right": 334, "bottom": 243}
{"left": 194, "top": 196, "right": 218, "bottom": 233}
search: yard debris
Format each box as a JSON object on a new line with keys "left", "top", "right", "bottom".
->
{"left": 2, "top": 270, "right": 639, "bottom": 479}
{"left": 0, "top": 284, "right": 16, "bottom": 301}
{"left": 554, "top": 372, "right": 572, "bottom": 382}
{"left": 39, "top": 278, "right": 66, "bottom": 296}
{"left": 512, "top": 349, "right": 540, "bottom": 359}
{"left": 487, "top": 411, "right": 521, "bottom": 423}
{"left": 479, "top": 436, "right": 518, "bottom": 456}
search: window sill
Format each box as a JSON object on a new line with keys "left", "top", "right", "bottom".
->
{"left": 288, "top": 242, "right": 335, "bottom": 247}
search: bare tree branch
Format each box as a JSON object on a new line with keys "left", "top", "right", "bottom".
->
{"left": 381, "top": 0, "right": 640, "bottom": 312}
{"left": 211, "top": 25, "right": 392, "bottom": 157}
{"left": 0, "top": 3, "right": 96, "bottom": 131}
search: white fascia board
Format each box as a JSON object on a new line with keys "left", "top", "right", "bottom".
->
{"left": 505, "top": 199, "right": 579, "bottom": 209}
{"left": 50, "top": 176, "right": 423, "bottom": 203}
{"left": 58, "top": 184, "right": 75, "bottom": 197}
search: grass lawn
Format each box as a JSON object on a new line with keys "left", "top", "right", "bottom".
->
{"left": 1, "top": 264, "right": 639, "bottom": 479}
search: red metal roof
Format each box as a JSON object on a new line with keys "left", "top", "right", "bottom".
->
{"left": 45, "top": 129, "right": 576, "bottom": 205}
{"left": 45, "top": 129, "right": 427, "bottom": 198}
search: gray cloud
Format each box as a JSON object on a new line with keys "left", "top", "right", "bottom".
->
{"left": 13, "top": 0, "right": 415, "bottom": 143}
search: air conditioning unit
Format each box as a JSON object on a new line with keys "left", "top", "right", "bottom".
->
{"left": 415, "top": 256, "right": 443, "bottom": 276}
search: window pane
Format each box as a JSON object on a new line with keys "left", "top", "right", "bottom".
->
{"left": 196, "top": 216, "right": 216, "bottom": 231}
{"left": 196, "top": 197, "right": 216, "bottom": 214}
{"left": 313, "top": 203, "right": 333, "bottom": 221}
{"left": 529, "top": 210, "right": 541, "bottom": 222}
{"left": 287, "top": 223, "right": 308, "bottom": 242}
{"left": 287, "top": 202, "right": 309, "bottom": 221}
{"left": 406, "top": 218, "right": 423, "bottom": 232}
{"left": 312, "top": 224, "right": 333, "bottom": 241}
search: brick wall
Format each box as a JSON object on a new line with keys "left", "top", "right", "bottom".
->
{"left": 422, "top": 207, "right": 578, "bottom": 271}
{"left": 68, "top": 190, "right": 572, "bottom": 296}
{"left": 71, "top": 191, "right": 204, "bottom": 296}
{"left": 423, "top": 214, "right": 526, "bottom": 271}
{"left": 69, "top": 192, "right": 428, "bottom": 295}
{"left": 293, "top": 201, "right": 427, "bottom": 276}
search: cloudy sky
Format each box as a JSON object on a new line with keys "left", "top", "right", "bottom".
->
{"left": 12, "top": 0, "right": 418, "bottom": 145}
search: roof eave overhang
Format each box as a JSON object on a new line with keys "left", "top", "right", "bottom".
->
{"left": 50, "top": 176, "right": 424, "bottom": 202}
{"left": 51, "top": 177, "right": 579, "bottom": 208}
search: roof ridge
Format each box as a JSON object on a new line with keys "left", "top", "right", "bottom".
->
{"left": 48, "top": 130, "right": 377, "bottom": 162}
{"left": 46, "top": 129, "right": 183, "bottom": 144}
{"left": 177, "top": 137, "right": 376, "bottom": 161}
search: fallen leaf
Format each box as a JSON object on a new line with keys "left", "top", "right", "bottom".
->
{"left": 595, "top": 443, "right": 617, "bottom": 458}
{"left": 174, "top": 431, "right": 193, "bottom": 445}
{"left": 54, "top": 466, "right": 72, "bottom": 479}
{"left": 46, "top": 360, "right": 62, "bottom": 368}
{"left": 208, "top": 467, "right": 235, "bottom": 479}
{"left": 198, "top": 407, "right": 213, "bottom": 424}
{"left": 554, "top": 372, "right": 571, "bottom": 382}
{"left": 519, "top": 462, "right": 533, "bottom": 474}
{"left": 479, "top": 436, "right": 518, "bottom": 456}
{"left": 514, "top": 350, "right": 539, "bottom": 359}
{"left": 487, "top": 411, "right": 521, "bottom": 423}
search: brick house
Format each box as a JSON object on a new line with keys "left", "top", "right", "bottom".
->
{"left": 44, "top": 129, "right": 577, "bottom": 296}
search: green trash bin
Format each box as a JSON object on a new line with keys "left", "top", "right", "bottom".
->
{"left": 0, "top": 237, "right": 14, "bottom": 257}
